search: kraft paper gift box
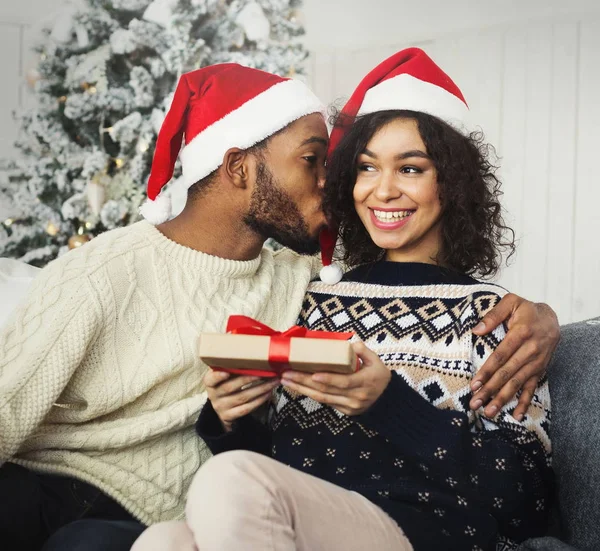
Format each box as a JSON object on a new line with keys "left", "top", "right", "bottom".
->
{"left": 198, "top": 316, "right": 359, "bottom": 378}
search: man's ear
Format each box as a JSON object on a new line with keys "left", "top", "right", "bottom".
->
{"left": 222, "top": 147, "right": 250, "bottom": 189}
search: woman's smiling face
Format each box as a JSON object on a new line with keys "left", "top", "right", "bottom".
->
{"left": 353, "top": 117, "right": 443, "bottom": 264}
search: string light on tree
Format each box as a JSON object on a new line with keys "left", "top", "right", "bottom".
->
{"left": 68, "top": 233, "right": 91, "bottom": 249}
{"left": 3, "top": 218, "right": 14, "bottom": 227}
{"left": 46, "top": 222, "right": 60, "bottom": 236}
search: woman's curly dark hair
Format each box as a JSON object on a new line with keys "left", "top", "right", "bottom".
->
{"left": 324, "top": 109, "right": 515, "bottom": 278}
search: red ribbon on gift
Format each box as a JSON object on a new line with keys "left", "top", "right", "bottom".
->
{"left": 212, "top": 315, "right": 355, "bottom": 378}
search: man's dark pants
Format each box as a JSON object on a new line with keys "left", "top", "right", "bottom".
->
{"left": 42, "top": 519, "right": 145, "bottom": 551}
{"left": 0, "top": 462, "right": 143, "bottom": 551}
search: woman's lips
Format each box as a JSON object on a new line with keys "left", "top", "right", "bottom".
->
{"left": 369, "top": 208, "right": 414, "bottom": 230}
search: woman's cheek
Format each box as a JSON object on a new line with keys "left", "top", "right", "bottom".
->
{"left": 352, "top": 178, "right": 370, "bottom": 203}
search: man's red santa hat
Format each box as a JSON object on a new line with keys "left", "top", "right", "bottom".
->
{"left": 319, "top": 47, "right": 472, "bottom": 285}
{"left": 140, "top": 63, "right": 324, "bottom": 224}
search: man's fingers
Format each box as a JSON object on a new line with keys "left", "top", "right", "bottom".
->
{"left": 469, "top": 341, "right": 538, "bottom": 411}
{"left": 479, "top": 361, "right": 534, "bottom": 418}
{"left": 478, "top": 357, "right": 541, "bottom": 417}
{"left": 470, "top": 326, "right": 532, "bottom": 392}
{"left": 513, "top": 376, "right": 540, "bottom": 421}
{"left": 472, "top": 293, "right": 522, "bottom": 335}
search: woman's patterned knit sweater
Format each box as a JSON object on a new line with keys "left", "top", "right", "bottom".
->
{"left": 197, "top": 262, "right": 553, "bottom": 551}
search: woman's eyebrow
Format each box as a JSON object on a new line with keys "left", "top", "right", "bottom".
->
{"left": 361, "top": 148, "right": 431, "bottom": 160}
{"left": 395, "top": 150, "right": 431, "bottom": 161}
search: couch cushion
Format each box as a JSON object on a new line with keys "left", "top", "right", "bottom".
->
{"left": 519, "top": 536, "right": 580, "bottom": 551}
{"left": 0, "top": 258, "right": 39, "bottom": 329}
{"left": 546, "top": 317, "right": 600, "bottom": 550}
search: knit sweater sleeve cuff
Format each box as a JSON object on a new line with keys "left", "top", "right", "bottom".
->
{"left": 357, "top": 372, "right": 466, "bottom": 452}
{"left": 196, "top": 401, "right": 271, "bottom": 456}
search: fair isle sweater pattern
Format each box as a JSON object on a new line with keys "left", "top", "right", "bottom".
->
{"left": 197, "top": 262, "right": 553, "bottom": 551}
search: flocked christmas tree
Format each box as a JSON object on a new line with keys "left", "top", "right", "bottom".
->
{"left": 0, "top": 0, "right": 308, "bottom": 266}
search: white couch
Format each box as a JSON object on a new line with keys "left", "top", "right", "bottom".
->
{"left": 0, "top": 258, "right": 39, "bottom": 328}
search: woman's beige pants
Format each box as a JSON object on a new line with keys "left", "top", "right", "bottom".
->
{"left": 131, "top": 450, "right": 413, "bottom": 551}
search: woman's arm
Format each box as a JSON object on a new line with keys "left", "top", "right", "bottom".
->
{"left": 356, "top": 369, "right": 553, "bottom": 541}
{"left": 196, "top": 399, "right": 272, "bottom": 456}
{"left": 196, "top": 370, "right": 276, "bottom": 456}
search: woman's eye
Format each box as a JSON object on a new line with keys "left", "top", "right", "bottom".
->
{"left": 358, "top": 164, "right": 375, "bottom": 172}
{"left": 303, "top": 156, "right": 317, "bottom": 164}
{"left": 400, "top": 166, "right": 422, "bottom": 174}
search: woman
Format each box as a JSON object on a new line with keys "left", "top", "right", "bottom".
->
{"left": 133, "top": 48, "right": 553, "bottom": 551}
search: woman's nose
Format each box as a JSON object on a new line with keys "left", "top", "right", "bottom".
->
{"left": 373, "top": 173, "right": 402, "bottom": 201}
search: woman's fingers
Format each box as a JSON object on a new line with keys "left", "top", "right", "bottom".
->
{"left": 220, "top": 389, "right": 275, "bottom": 423}
{"left": 212, "top": 374, "right": 272, "bottom": 397}
{"left": 204, "top": 369, "right": 231, "bottom": 388}
{"left": 281, "top": 378, "right": 355, "bottom": 409}
{"left": 283, "top": 370, "right": 352, "bottom": 395}
{"left": 220, "top": 378, "right": 278, "bottom": 406}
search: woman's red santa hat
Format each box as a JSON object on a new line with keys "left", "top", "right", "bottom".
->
{"left": 140, "top": 63, "right": 324, "bottom": 225}
{"left": 319, "top": 47, "right": 472, "bottom": 285}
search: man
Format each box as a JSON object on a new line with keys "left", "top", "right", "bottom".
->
{"left": 0, "top": 63, "right": 558, "bottom": 551}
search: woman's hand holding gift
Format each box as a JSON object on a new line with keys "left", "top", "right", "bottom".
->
{"left": 204, "top": 370, "right": 279, "bottom": 432}
{"left": 280, "top": 342, "right": 391, "bottom": 416}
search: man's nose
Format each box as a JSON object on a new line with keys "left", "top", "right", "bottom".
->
{"left": 317, "top": 165, "right": 326, "bottom": 190}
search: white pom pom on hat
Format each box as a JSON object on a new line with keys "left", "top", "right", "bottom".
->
{"left": 319, "top": 263, "right": 343, "bottom": 285}
{"left": 319, "top": 227, "right": 343, "bottom": 285}
{"left": 139, "top": 193, "right": 172, "bottom": 225}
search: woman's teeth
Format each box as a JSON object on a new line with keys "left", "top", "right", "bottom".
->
{"left": 373, "top": 209, "right": 413, "bottom": 222}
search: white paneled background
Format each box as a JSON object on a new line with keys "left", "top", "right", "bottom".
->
{"left": 1, "top": 1, "right": 600, "bottom": 324}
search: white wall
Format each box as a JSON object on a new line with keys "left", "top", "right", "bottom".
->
{"left": 1, "top": 0, "right": 600, "bottom": 323}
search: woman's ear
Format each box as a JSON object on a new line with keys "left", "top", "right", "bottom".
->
{"left": 222, "top": 147, "right": 249, "bottom": 189}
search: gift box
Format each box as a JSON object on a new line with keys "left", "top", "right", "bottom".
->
{"left": 198, "top": 315, "right": 359, "bottom": 378}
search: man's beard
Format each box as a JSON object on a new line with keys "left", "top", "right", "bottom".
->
{"left": 244, "top": 162, "right": 321, "bottom": 255}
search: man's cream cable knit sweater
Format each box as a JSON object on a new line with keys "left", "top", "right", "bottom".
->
{"left": 0, "top": 221, "right": 316, "bottom": 524}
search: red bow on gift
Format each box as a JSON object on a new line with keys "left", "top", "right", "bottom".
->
{"left": 221, "top": 315, "right": 355, "bottom": 378}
